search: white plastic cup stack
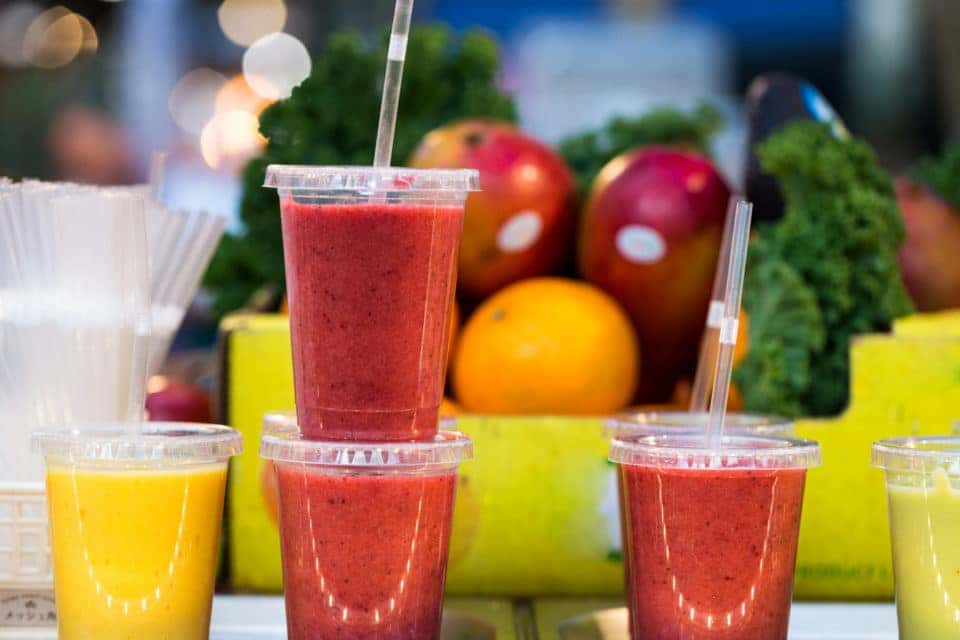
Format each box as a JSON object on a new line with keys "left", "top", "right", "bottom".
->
{"left": 1, "top": 181, "right": 151, "bottom": 477}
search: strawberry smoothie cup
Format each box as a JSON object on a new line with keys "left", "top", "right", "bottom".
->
{"left": 605, "top": 412, "right": 795, "bottom": 635}
{"left": 611, "top": 433, "right": 820, "bottom": 639}
{"left": 265, "top": 166, "right": 479, "bottom": 442}
{"left": 261, "top": 413, "right": 471, "bottom": 640}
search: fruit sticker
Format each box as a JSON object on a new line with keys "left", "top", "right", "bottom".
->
{"left": 615, "top": 224, "right": 666, "bottom": 264}
{"left": 496, "top": 210, "right": 543, "bottom": 254}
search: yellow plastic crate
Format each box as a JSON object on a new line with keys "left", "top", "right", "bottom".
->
{"left": 221, "top": 312, "right": 960, "bottom": 599}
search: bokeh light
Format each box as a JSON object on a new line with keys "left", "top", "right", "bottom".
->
{"left": 76, "top": 15, "right": 98, "bottom": 55}
{"left": 217, "top": 0, "right": 287, "bottom": 47}
{"left": 243, "top": 32, "right": 311, "bottom": 100}
{"left": 215, "top": 74, "right": 272, "bottom": 118}
{"left": 200, "top": 110, "right": 265, "bottom": 169}
{"left": 169, "top": 68, "right": 228, "bottom": 135}
{"left": 197, "top": 74, "right": 275, "bottom": 169}
{"left": 0, "top": 2, "right": 41, "bottom": 67}
{"left": 22, "top": 6, "right": 96, "bottom": 69}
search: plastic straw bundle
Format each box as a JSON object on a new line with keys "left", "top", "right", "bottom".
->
{"left": 144, "top": 204, "right": 224, "bottom": 375}
{"left": 0, "top": 181, "right": 150, "bottom": 481}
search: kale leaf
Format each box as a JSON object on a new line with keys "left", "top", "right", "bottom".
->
{"left": 558, "top": 103, "right": 723, "bottom": 197}
{"left": 204, "top": 26, "right": 517, "bottom": 317}
{"left": 734, "top": 122, "right": 914, "bottom": 417}
{"left": 911, "top": 145, "right": 960, "bottom": 211}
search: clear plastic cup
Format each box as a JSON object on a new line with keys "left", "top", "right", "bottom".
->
{"left": 605, "top": 411, "right": 795, "bottom": 635}
{"left": 872, "top": 436, "right": 960, "bottom": 639}
{"left": 32, "top": 423, "right": 242, "bottom": 640}
{"left": 264, "top": 166, "right": 480, "bottom": 442}
{"left": 260, "top": 412, "right": 472, "bottom": 640}
{"left": 610, "top": 434, "right": 820, "bottom": 639}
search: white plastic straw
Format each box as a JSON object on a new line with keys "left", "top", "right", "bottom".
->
{"left": 690, "top": 196, "right": 739, "bottom": 412}
{"left": 148, "top": 151, "right": 167, "bottom": 202}
{"left": 373, "top": 0, "right": 414, "bottom": 167}
{"left": 144, "top": 204, "right": 224, "bottom": 375}
{"left": 705, "top": 200, "right": 753, "bottom": 449}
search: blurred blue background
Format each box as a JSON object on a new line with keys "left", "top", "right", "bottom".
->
{"left": 0, "top": 0, "right": 945, "bottom": 211}
{"left": 0, "top": 0, "right": 952, "bottom": 377}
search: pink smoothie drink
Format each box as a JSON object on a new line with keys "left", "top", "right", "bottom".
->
{"left": 611, "top": 434, "right": 819, "bottom": 639}
{"left": 261, "top": 416, "right": 472, "bottom": 640}
{"left": 266, "top": 166, "right": 479, "bottom": 441}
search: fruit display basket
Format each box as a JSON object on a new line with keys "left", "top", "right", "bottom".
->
{"left": 219, "top": 312, "right": 960, "bottom": 599}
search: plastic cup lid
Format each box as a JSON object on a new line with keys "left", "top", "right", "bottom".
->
{"left": 263, "top": 165, "right": 480, "bottom": 193}
{"left": 605, "top": 411, "right": 794, "bottom": 438}
{"left": 32, "top": 423, "right": 243, "bottom": 465}
{"left": 872, "top": 436, "right": 960, "bottom": 474}
{"left": 260, "top": 410, "right": 472, "bottom": 468}
{"left": 609, "top": 433, "right": 821, "bottom": 470}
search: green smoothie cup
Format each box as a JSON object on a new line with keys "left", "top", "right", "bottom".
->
{"left": 873, "top": 436, "right": 960, "bottom": 639}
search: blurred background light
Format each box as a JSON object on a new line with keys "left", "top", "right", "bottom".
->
{"left": 215, "top": 74, "right": 272, "bottom": 118}
{"left": 0, "top": 2, "right": 42, "bottom": 68}
{"left": 169, "top": 68, "right": 228, "bottom": 135}
{"left": 218, "top": 0, "right": 287, "bottom": 47}
{"left": 200, "top": 110, "right": 265, "bottom": 169}
{"left": 242, "top": 32, "right": 311, "bottom": 100}
{"left": 77, "top": 15, "right": 98, "bottom": 55}
{"left": 22, "top": 6, "right": 96, "bottom": 69}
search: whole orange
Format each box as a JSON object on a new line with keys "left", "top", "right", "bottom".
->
{"left": 439, "top": 397, "right": 462, "bottom": 416}
{"left": 453, "top": 278, "right": 639, "bottom": 415}
{"left": 734, "top": 309, "right": 749, "bottom": 366}
{"left": 447, "top": 303, "right": 460, "bottom": 371}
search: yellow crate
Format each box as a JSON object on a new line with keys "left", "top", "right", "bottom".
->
{"left": 221, "top": 312, "right": 960, "bottom": 599}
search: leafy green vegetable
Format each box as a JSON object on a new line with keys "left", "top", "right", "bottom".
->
{"left": 204, "top": 26, "right": 517, "bottom": 317}
{"left": 557, "top": 103, "right": 723, "bottom": 197}
{"left": 911, "top": 145, "right": 960, "bottom": 211}
{"left": 734, "top": 122, "right": 914, "bottom": 417}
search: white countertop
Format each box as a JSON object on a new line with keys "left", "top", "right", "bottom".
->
{"left": 208, "top": 596, "right": 899, "bottom": 639}
{"left": 0, "top": 596, "right": 898, "bottom": 638}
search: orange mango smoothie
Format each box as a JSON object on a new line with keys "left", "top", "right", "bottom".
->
{"left": 46, "top": 463, "right": 227, "bottom": 640}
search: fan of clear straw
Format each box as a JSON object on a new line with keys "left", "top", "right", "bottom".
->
{"left": 144, "top": 204, "right": 224, "bottom": 375}
{"left": 0, "top": 180, "right": 151, "bottom": 481}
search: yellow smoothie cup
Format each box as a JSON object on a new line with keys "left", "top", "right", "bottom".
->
{"left": 32, "top": 423, "right": 242, "bottom": 640}
{"left": 873, "top": 436, "right": 960, "bottom": 639}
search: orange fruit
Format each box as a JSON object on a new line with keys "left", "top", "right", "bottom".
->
{"left": 439, "top": 397, "right": 462, "bottom": 416}
{"left": 260, "top": 461, "right": 279, "bottom": 527}
{"left": 734, "top": 310, "right": 749, "bottom": 366}
{"left": 668, "top": 376, "right": 742, "bottom": 411}
{"left": 447, "top": 303, "right": 460, "bottom": 371}
{"left": 453, "top": 277, "right": 639, "bottom": 415}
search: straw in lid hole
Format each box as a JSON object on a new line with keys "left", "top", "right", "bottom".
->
{"left": 609, "top": 433, "right": 821, "bottom": 470}
{"left": 32, "top": 423, "right": 243, "bottom": 465}
{"left": 872, "top": 436, "right": 960, "bottom": 475}
{"left": 260, "top": 410, "right": 472, "bottom": 469}
{"left": 263, "top": 165, "right": 480, "bottom": 193}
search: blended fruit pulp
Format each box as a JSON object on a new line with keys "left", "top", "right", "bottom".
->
{"left": 279, "top": 199, "right": 463, "bottom": 441}
{"left": 887, "top": 468, "right": 960, "bottom": 638}
{"left": 276, "top": 463, "right": 456, "bottom": 640}
{"left": 620, "top": 464, "right": 806, "bottom": 639}
{"left": 46, "top": 464, "right": 227, "bottom": 640}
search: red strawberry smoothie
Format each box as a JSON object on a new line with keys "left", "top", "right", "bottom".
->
{"left": 276, "top": 464, "right": 456, "bottom": 640}
{"left": 279, "top": 199, "right": 463, "bottom": 441}
{"left": 620, "top": 465, "right": 806, "bottom": 639}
